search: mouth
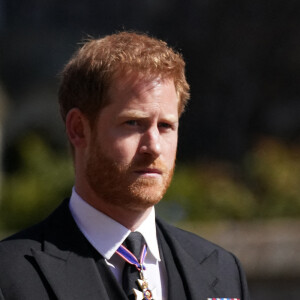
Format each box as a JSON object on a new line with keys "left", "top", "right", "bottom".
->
{"left": 134, "top": 168, "right": 163, "bottom": 176}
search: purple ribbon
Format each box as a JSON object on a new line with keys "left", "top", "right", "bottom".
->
{"left": 116, "top": 243, "right": 147, "bottom": 271}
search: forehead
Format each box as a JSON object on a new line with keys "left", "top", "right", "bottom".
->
{"left": 106, "top": 73, "right": 179, "bottom": 109}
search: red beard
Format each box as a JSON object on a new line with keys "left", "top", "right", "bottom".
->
{"left": 85, "top": 143, "right": 175, "bottom": 212}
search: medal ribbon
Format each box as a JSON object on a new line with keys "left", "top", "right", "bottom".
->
{"left": 116, "top": 243, "right": 147, "bottom": 272}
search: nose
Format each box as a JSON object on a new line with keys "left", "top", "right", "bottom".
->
{"left": 139, "top": 126, "right": 161, "bottom": 158}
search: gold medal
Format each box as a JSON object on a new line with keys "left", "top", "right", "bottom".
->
{"left": 132, "top": 271, "right": 156, "bottom": 300}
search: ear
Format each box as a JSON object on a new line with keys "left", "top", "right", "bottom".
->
{"left": 65, "top": 108, "right": 90, "bottom": 148}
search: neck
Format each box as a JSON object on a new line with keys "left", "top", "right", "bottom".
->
{"left": 95, "top": 203, "right": 152, "bottom": 231}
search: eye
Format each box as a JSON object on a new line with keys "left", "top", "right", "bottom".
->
{"left": 158, "top": 122, "right": 173, "bottom": 130}
{"left": 125, "top": 120, "right": 138, "bottom": 126}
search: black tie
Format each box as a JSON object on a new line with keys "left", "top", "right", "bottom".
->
{"left": 122, "top": 232, "right": 146, "bottom": 299}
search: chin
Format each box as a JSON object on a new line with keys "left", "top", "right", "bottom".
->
{"left": 124, "top": 186, "right": 165, "bottom": 211}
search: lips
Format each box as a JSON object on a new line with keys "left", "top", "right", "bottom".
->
{"left": 134, "top": 168, "right": 162, "bottom": 175}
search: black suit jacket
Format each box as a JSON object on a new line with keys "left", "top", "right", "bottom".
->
{"left": 0, "top": 200, "right": 250, "bottom": 299}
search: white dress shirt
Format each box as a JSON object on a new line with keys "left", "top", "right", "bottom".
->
{"left": 69, "top": 188, "right": 167, "bottom": 300}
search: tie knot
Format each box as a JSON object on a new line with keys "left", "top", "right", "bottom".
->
{"left": 123, "top": 232, "right": 145, "bottom": 259}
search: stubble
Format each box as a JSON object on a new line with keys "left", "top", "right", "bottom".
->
{"left": 85, "top": 144, "right": 175, "bottom": 212}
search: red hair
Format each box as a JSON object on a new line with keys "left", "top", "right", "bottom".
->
{"left": 59, "top": 31, "right": 190, "bottom": 124}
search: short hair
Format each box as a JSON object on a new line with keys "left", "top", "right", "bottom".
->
{"left": 58, "top": 31, "right": 190, "bottom": 124}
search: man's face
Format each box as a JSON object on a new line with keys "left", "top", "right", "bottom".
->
{"left": 84, "top": 76, "right": 179, "bottom": 212}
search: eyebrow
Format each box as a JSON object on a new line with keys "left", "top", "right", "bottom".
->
{"left": 119, "top": 110, "right": 178, "bottom": 123}
{"left": 119, "top": 110, "right": 148, "bottom": 119}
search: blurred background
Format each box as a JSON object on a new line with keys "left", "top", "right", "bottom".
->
{"left": 0, "top": 0, "right": 299, "bottom": 298}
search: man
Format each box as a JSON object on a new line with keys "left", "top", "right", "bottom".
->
{"left": 0, "top": 32, "right": 250, "bottom": 300}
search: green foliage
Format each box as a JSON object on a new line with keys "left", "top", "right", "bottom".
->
{"left": 162, "top": 162, "right": 256, "bottom": 221}
{"left": 0, "top": 134, "right": 74, "bottom": 230}
{"left": 161, "top": 138, "right": 300, "bottom": 222}
{"left": 244, "top": 138, "right": 300, "bottom": 218}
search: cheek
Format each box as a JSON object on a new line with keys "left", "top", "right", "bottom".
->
{"left": 107, "top": 135, "right": 141, "bottom": 163}
{"left": 162, "top": 135, "right": 178, "bottom": 164}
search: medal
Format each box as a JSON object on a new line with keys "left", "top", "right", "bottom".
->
{"left": 133, "top": 269, "right": 156, "bottom": 300}
{"left": 116, "top": 243, "right": 155, "bottom": 300}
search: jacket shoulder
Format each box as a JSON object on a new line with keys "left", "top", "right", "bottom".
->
{"left": 0, "top": 199, "right": 69, "bottom": 261}
{"left": 0, "top": 220, "right": 45, "bottom": 253}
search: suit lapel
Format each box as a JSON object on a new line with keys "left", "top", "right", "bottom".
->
{"left": 31, "top": 199, "right": 111, "bottom": 300}
{"left": 157, "top": 218, "right": 225, "bottom": 299}
{"left": 157, "top": 226, "right": 187, "bottom": 300}
{"left": 32, "top": 249, "right": 110, "bottom": 300}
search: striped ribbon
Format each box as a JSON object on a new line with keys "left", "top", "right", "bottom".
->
{"left": 116, "top": 243, "right": 147, "bottom": 272}
{"left": 207, "top": 298, "right": 240, "bottom": 300}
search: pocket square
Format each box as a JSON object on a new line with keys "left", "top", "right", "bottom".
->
{"left": 207, "top": 298, "right": 240, "bottom": 300}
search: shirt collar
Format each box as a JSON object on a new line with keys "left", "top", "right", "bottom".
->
{"left": 69, "top": 188, "right": 161, "bottom": 261}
